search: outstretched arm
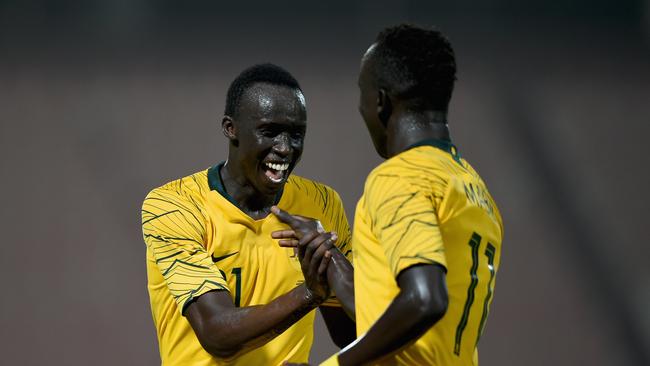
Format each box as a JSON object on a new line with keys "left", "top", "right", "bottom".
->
{"left": 324, "top": 248, "right": 355, "bottom": 319}
{"left": 319, "top": 250, "right": 356, "bottom": 348}
{"left": 336, "top": 264, "right": 448, "bottom": 365}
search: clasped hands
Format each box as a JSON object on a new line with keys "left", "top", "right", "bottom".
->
{"left": 271, "top": 206, "right": 338, "bottom": 304}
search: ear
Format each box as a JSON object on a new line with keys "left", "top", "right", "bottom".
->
{"left": 222, "top": 116, "right": 239, "bottom": 147}
{"left": 377, "top": 89, "right": 392, "bottom": 127}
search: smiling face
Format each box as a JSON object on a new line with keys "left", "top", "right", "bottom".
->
{"left": 226, "top": 82, "right": 307, "bottom": 196}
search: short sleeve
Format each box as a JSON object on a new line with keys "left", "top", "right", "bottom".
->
{"left": 319, "top": 188, "right": 353, "bottom": 307}
{"left": 142, "top": 187, "right": 229, "bottom": 314}
{"left": 365, "top": 173, "right": 447, "bottom": 278}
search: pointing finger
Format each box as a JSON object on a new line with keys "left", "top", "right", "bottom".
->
{"left": 271, "top": 206, "right": 300, "bottom": 227}
{"left": 271, "top": 230, "right": 297, "bottom": 239}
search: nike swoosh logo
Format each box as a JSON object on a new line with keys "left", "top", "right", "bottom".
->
{"left": 211, "top": 251, "right": 239, "bottom": 263}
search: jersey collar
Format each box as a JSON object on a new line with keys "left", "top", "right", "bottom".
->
{"left": 207, "top": 162, "right": 284, "bottom": 216}
{"left": 406, "top": 138, "right": 462, "bottom": 164}
{"left": 207, "top": 162, "right": 239, "bottom": 206}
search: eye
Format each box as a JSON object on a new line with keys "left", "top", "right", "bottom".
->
{"left": 291, "top": 127, "right": 306, "bottom": 140}
{"left": 260, "top": 127, "right": 279, "bottom": 138}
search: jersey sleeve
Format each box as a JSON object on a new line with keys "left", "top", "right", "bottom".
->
{"left": 142, "top": 187, "right": 229, "bottom": 314}
{"left": 365, "top": 172, "right": 447, "bottom": 278}
{"left": 319, "top": 187, "right": 353, "bottom": 307}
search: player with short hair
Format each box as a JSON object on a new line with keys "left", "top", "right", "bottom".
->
{"left": 141, "top": 63, "right": 355, "bottom": 366}
{"left": 277, "top": 24, "right": 503, "bottom": 365}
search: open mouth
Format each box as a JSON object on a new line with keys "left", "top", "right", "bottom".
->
{"left": 263, "top": 162, "right": 290, "bottom": 184}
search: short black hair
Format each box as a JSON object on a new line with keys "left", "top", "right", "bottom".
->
{"left": 370, "top": 24, "right": 456, "bottom": 111}
{"left": 225, "top": 63, "right": 303, "bottom": 118}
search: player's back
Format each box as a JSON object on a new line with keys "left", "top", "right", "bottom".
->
{"left": 352, "top": 140, "right": 503, "bottom": 365}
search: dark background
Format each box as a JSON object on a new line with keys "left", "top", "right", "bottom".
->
{"left": 1, "top": 1, "right": 649, "bottom": 365}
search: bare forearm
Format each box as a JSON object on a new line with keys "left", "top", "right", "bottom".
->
{"left": 223, "top": 286, "right": 317, "bottom": 348}
{"left": 189, "top": 285, "right": 320, "bottom": 359}
{"left": 337, "top": 265, "right": 448, "bottom": 365}
{"left": 326, "top": 249, "right": 355, "bottom": 319}
{"left": 337, "top": 291, "right": 436, "bottom": 365}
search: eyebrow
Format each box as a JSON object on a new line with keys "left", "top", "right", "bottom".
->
{"left": 258, "top": 122, "right": 305, "bottom": 129}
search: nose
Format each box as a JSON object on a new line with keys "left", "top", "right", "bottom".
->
{"left": 272, "top": 133, "right": 291, "bottom": 156}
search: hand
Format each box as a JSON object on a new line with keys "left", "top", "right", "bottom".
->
{"left": 272, "top": 206, "right": 336, "bottom": 302}
{"left": 301, "top": 231, "right": 337, "bottom": 301}
{"left": 271, "top": 206, "right": 328, "bottom": 258}
{"left": 271, "top": 206, "right": 325, "bottom": 241}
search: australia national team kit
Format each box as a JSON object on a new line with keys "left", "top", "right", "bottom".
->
{"left": 352, "top": 139, "right": 503, "bottom": 365}
{"left": 143, "top": 138, "right": 502, "bottom": 366}
{"left": 142, "top": 163, "right": 351, "bottom": 366}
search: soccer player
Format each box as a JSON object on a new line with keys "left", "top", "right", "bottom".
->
{"left": 141, "top": 63, "right": 355, "bottom": 366}
{"left": 276, "top": 24, "right": 503, "bottom": 365}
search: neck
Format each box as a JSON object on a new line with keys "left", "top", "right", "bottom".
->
{"left": 386, "top": 110, "right": 451, "bottom": 157}
{"left": 220, "top": 159, "right": 277, "bottom": 218}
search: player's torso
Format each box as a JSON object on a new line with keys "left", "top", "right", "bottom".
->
{"left": 204, "top": 198, "right": 304, "bottom": 309}
{"left": 148, "top": 171, "right": 342, "bottom": 366}
{"left": 353, "top": 145, "right": 503, "bottom": 366}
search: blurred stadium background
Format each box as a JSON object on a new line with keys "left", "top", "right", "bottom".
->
{"left": 1, "top": 1, "right": 648, "bottom": 365}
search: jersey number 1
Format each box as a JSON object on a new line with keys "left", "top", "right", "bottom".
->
{"left": 454, "top": 232, "right": 496, "bottom": 355}
{"left": 220, "top": 267, "right": 243, "bottom": 307}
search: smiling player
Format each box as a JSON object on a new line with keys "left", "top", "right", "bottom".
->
{"left": 141, "top": 63, "right": 355, "bottom": 366}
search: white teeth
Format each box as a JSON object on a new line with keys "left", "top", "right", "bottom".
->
{"left": 265, "top": 162, "right": 289, "bottom": 171}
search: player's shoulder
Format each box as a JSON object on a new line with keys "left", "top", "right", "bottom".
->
{"left": 367, "top": 147, "right": 450, "bottom": 187}
{"left": 364, "top": 145, "right": 464, "bottom": 197}
{"left": 372, "top": 145, "right": 445, "bottom": 173}
{"left": 285, "top": 174, "right": 343, "bottom": 203}
{"left": 144, "top": 168, "right": 210, "bottom": 206}
{"left": 284, "top": 174, "right": 346, "bottom": 218}
{"left": 285, "top": 174, "right": 348, "bottom": 230}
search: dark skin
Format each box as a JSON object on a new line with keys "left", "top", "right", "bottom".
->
{"left": 220, "top": 83, "right": 307, "bottom": 218}
{"left": 271, "top": 208, "right": 357, "bottom": 346}
{"left": 284, "top": 44, "right": 451, "bottom": 365}
{"left": 271, "top": 209, "right": 356, "bottom": 320}
{"left": 185, "top": 82, "right": 355, "bottom": 360}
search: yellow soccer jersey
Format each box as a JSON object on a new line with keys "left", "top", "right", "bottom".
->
{"left": 142, "top": 163, "right": 351, "bottom": 366}
{"left": 352, "top": 139, "right": 503, "bottom": 366}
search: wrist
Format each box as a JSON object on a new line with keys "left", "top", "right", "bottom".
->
{"left": 301, "top": 284, "right": 325, "bottom": 307}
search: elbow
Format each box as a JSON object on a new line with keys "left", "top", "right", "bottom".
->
{"left": 206, "top": 347, "right": 240, "bottom": 361}
{"left": 197, "top": 333, "right": 243, "bottom": 361}
{"left": 412, "top": 288, "right": 448, "bottom": 328}
{"left": 424, "top": 295, "right": 448, "bottom": 325}
{"left": 185, "top": 296, "right": 248, "bottom": 361}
